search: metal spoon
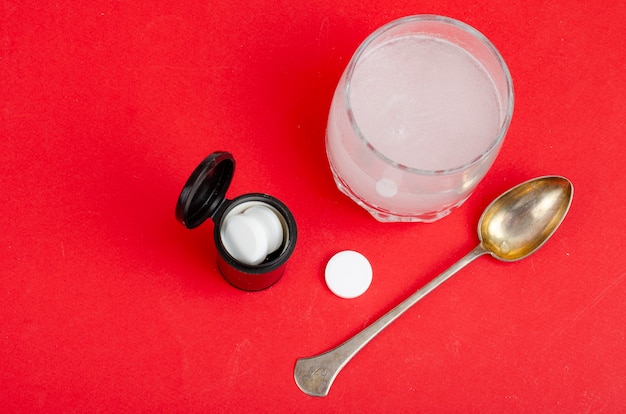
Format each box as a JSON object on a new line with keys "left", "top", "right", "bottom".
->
{"left": 294, "top": 176, "right": 573, "bottom": 397}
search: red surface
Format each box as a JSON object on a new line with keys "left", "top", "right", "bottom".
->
{"left": 2, "top": 1, "right": 625, "bottom": 412}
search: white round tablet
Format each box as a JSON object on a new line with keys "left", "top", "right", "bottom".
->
{"left": 244, "top": 205, "right": 283, "bottom": 253}
{"left": 376, "top": 177, "right": 398, "bottom": 198}
{"left": 325, "top": 250, "right": 373, "bottom": 299}
{"left": 221, "top": 213, "right": 268, "bottom": 265}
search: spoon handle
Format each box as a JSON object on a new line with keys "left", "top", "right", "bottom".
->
{"left": 294, "top": 244, "right": 488, "bottom": 397}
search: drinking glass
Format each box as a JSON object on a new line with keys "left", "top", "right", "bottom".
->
{"left": 326, "top": 15, "right": 514, "bottom": 222}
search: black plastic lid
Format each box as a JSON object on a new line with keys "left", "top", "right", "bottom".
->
{"left": 176, "top": 151, "right": 235, "bottom": 229}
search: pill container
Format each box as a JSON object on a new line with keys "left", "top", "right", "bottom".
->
{"left": 176, "top": 151, "right": 297, "bottom": 291}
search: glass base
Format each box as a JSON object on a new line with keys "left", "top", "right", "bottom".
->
{"left": 331, "top": 171, "right": 466, "bottom": 223}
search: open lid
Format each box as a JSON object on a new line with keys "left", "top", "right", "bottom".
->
{"left": 176, "top": 151, "right": 235, "bottom": 229}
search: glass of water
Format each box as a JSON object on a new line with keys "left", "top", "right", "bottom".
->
{"left": 326, "top": 15, "right": 514, "bottom": 222}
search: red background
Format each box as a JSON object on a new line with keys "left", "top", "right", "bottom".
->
{"left": 2, "top": 0, "right": 625, "bottom": 412}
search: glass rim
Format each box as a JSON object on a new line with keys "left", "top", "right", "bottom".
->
{"left": 343, "top": 14, "right": 515, "bottom": 176}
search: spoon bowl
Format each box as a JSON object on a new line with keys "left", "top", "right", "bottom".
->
{"left": 480, "top": 176, "right": 573, "bottom": 261}
{"left": 294, "top": 176, "right": 573, "bottom": 397}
